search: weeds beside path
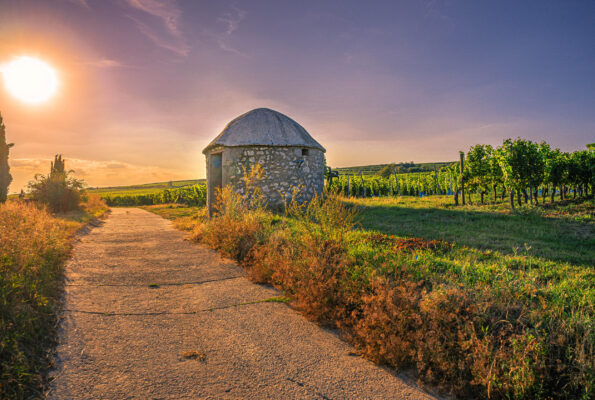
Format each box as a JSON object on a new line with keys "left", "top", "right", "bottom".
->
{"left": 48, "top": 208, "right": 435, "bottom": 400}
{"left": 0, "top": 198, "right": 108, "bottom": 399}
{"left": 181, "top": 192, "right": 593, "bottom": 400}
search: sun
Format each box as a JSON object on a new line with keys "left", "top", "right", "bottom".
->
{"left": 1, "top": 56, "right": 59, "bottom": 104}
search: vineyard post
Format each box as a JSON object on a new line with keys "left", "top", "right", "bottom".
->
{"left": 394, "top": 170, "right": 399, "bottom": 195}
{"left": 360, "top": 170, "right": 366, "bottom": 197}
{"left": 347, "top": 174, "right": 350, "bottom": 197}
{"left": 417, "top": 173, "right": 420, "bottom": 196}
{"left": 460, "top": 151, "right": 465, "bottom": 205}
{"left": 433, "top": 164, "right": 439, "bottom": 195}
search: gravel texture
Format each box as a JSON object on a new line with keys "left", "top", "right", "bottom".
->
{"left": 47, "top": 207, "right": 436, "bottom": 400}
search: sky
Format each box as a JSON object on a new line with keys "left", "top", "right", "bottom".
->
{"left": 0, "top": 0, "right": 594, "bottom": 191}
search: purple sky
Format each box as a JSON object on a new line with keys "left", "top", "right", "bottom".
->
{"left": 1, "top": 0, "right": 594, "bottom": 190}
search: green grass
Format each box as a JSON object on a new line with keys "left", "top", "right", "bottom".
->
{"left": 347, "top": 195, "right": 594, "bottom": 267}
{"left": 140, "top": 204, "right": 203, "bottom": 220}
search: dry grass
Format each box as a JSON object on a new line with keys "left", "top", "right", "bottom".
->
{"left": 0, "top": 197, "right": 108, "bottom": 399}
{"left": 187, "top": 183, "right": 593, "bottom": 399}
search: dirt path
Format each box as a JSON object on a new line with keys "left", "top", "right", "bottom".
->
{"left": 48, "top": 208, "right": 436, "bottom": 400}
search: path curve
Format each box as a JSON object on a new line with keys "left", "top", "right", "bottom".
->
{"left": 48, "top": 207, "right": 436, "bottom": 400}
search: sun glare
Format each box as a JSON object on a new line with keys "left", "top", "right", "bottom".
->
{"left": 1, "top": 56, "right": 59, "bottom": 104}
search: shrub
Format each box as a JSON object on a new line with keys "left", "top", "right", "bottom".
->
{"left": 28, "top": 155, "right": 83, "bottom": 212}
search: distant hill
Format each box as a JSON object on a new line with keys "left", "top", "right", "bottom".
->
{"left": 87, "top": 179, "right": 205, "bottom": 196}
{"left": 334, "top": 161, "right": 455, "bottom": 175}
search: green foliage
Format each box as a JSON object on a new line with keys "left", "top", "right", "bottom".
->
{"left": 466, "top": 144, "right": 494, "bottom": 196}
{"left": 103, "top": 184, "right": 206, "bottom": 207}
{"left": 28, "top": 155, "right": 84, "bottom": 212}
{"left": 377, "top": 163, "right": 395, "bottom": 179}
{"left": 497, "top": 138, "right": 544, "bottom": 191}
{"left": 0, "top": 112, "right": 14, "bottom": 203}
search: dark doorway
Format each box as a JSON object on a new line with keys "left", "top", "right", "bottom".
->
{"left": 207, "top": 153, "right": 223, "bottom": 216}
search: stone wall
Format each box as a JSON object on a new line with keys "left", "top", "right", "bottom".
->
{"left": 218, "top": 146, "right": 325, "bottom": 209}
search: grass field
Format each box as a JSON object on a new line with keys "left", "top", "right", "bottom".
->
{"left": 87, "top": 178, "right": 204, "bottom": 196}
{"left": 348, "top": 195, "right": 594, "bottom": 267}
{"left": 145, "top": 193, "right": 594, "bottom": 399}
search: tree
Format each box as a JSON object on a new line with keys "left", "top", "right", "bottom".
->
{"left": 378, "top": 163, "right": 395, "bottom": 179}
{"left": 568, "top": 150, "right": 594, "bottom": 197}
{"left": 488, "top": 150, "right": 504, "bottom": 202}
{"left": 466, "top": 144, "right": 493, "bottom": 204}
{"left": 28, "top": 154, "right": 84, "bottom": 212}
{"left": 544, "top": 149, "right": 568, "bottom": 202}
{"left": 0, "top": 113, "right": 14, "bottom": 203}
{"left": 497, "top": 138, "right": 543, "bottom": 208}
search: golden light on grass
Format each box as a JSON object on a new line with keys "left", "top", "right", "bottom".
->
{"left": 1, "top": 56, "right": 59, "bottom": 104}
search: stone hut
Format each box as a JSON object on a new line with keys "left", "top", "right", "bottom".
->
{"left": 203, "top": 108, "right": 326, "bottom": 215}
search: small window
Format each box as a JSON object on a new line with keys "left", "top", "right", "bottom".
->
{"left": 301, "top": 148, "right": 309, "bottom": 156}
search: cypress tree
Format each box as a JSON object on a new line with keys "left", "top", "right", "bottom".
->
{"left": 0, "top": 112, "right": 14, "bottom": 203}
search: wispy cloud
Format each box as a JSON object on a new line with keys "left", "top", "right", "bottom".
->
{"left": 10, "top": 158, "right": 190, "bottom": 191}
{"left": 216, "top": 5, "right": 246, "bottom": 55}
{"left": 124, "top": 0, "right": 190, "bottom": 56}
{"left": 64, "top": 0, "right": 91, "bottom": 10}
{"left": 87, "top": 58, "right": 125, "bottom": 68}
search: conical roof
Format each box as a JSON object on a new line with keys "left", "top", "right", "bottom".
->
{"left": 203, "top": 108, "right": 325, "bottom": 153}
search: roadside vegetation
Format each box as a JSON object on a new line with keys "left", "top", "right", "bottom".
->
{"left": 0, "top": 196, "right": 108, "bottom": 399}
{"left": 150, "top": 169, "right": 593, "bottom": 399}
{"left": 0, "top": 146, "right": 108, "bottom": 398}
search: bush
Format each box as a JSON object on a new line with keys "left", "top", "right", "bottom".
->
{"left": 28, "top": 155, "right": 83, "bottom": 212}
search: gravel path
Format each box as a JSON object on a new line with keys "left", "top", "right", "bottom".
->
{"left": 47, "top": 207, "right": 436, "bottom": 400}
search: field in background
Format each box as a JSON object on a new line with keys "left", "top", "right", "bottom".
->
{"left": 87, "top": 178, "right": 205, "bottom": 196}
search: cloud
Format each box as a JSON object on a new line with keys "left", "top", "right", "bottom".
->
{"left": 9, "top": 158, "right": 191, "bottom": 192}
{"left": 124, "top": 0, "right": 190, "bottom": 56}
{"left": 216, "top": 5, "right": 246, "bottom": 55}
{"left": 64, "top": 0, "right": 91, "bottom": 10}
{"left": 87, "top": 58, "right": 125, "bottom": 68}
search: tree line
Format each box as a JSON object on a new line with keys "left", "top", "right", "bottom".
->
{"left": 326, "top": 137, "right": 594, "bottom": 208}
{"left": 462, "top": 138, "right": 594, "bottom": 208}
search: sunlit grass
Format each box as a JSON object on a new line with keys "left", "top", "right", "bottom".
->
{"left": 0, "top": 197, "right": 108, "bottom": 399}
{"left": 347, "top": 195, "right": 594, "bottom": 267}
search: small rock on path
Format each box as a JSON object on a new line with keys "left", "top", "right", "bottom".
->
{"left": 48, "top": 207, "right": 436, "bottom": 400}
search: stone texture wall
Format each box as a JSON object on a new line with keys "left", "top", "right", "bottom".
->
{"left": 210, "top": 145, "right": 324, "bottom": 209}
